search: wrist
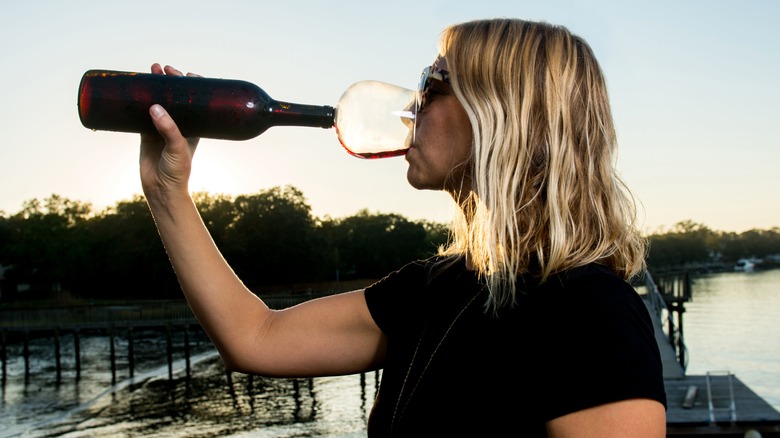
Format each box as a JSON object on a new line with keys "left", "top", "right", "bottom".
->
{"left": 143, "top": 185, "right": 193, "bottom": 216}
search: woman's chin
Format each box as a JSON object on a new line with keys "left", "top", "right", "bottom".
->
{"left": 405, "top": 169, "right": 426, "bottom": 190}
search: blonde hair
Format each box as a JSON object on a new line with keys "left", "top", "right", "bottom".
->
{"left": 438, "top": 18, "right": 646, "bottom": 311}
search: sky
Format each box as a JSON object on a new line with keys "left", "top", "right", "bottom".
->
{"left": 0, "top": 0, "right": 777, "bottom": 233}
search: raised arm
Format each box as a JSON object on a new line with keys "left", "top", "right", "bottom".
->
{"left": 139, "top": 64, "right": 386, "bottom": 377}
{"left": 546, "top": 399, "right": 666, "bottom": 438}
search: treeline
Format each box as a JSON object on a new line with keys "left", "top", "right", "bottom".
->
{"left": 645, "top": 220, "right": 780, "bottom": 272}
{"left": 1, "top": 192, "right": 777, "bottom": 303}
{"left": 0, "top": 188, "right": 448, "bottom": 302}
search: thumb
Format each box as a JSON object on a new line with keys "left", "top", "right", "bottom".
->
{"left": 149, "top": 104, "right": 189, "bottom": 153}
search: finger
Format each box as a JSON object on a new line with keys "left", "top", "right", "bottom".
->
{"left": 140, "top": 132, "right": 164, "bottom": 162}
{"left": 140, "top": 131, "right": 163, "bottom": 146}
{"left": 186, "top": 72, "right": 202, "bottom": 78}
{"left": 151, "top": 63, "right": 164, "bottom": 74}
{"left": 163, "top": 65, "right": 184, "bottom": 77}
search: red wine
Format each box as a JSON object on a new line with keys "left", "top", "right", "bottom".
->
{"left": 333, "top": 124, "right": 408, "bottom": 159}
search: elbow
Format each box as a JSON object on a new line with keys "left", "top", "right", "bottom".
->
{"left": 218, "top": 349, "right": 256, "bottom": 374}
{"left": 215, "top": 345, "right": 241, "bottom": 372}
{"left": 214, "top": 311, "right": 276, "bottom": 375}
{"left": 221, "top": 356, "right": 246, "bottom": 373}
{"left": 219, "top": 349, "right": 286, "bottom": 377}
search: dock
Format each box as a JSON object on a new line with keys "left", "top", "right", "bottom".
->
{"left": 3, "top": 280, "right": 780, "bottom": 436}
{"left": 0, "top": 296, "right": 310, "bottom": 383}
{"left": 665, "top": 375, "right": 780, "bottom": 436}
{"left": 643, "top": 272, "right": 780, "bottom": 436}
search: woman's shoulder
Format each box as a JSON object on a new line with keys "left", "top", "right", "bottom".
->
{"left": 363, "top": 255, "right": 469, "bottom": 334}
{"left": 540, "top": 264, "right": 635, "bottom": 294}
{"left": 523, "top": 264, "right": 645, "bottom": 315}
{"left": 373, "top": 254, "right": 466, "bottom": 283}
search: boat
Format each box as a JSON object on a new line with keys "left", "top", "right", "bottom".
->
{"left": 734, "top": 258, "right": 757, "bottom": 272}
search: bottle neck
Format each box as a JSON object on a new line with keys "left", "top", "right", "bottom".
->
{"left": 266, "top": 101, "right": 334, "bottom": 129}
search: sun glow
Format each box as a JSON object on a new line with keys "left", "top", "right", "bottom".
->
{"left": 187, "top": 146, "right": 244, "bottom": 196}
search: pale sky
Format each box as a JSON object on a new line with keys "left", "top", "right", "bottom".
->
{"left": 1, "top": 0, "right": 777, "bottom": 233}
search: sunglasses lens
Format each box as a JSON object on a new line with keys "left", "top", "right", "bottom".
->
{"left": 413, "top": 67, "right": 431, "bottom": 144}
{"left": 416, "top": 67, "right": 431, "bottom": 113}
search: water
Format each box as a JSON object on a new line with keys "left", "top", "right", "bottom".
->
{"left": 2, "top": 269, "right": 778, "bottom": 437}
{"left": 680, "top": 268, "right": 780, "bottom": 411}
{"left": 0, "top": 327, "right": 376, "bottom": 437}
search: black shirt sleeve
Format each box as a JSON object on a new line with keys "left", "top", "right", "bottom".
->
{"left": 530, "top": 271, "right": 667, "bottom": 421}
{"left": 364, "top": 259, "right": 429, "bottom": 337}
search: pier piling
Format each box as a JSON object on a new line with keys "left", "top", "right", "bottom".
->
{"left": 128, "top": 327, "right": 134, "bottom": 378}
{"left": 74, "top": 330, "right": 81, "bottom": 381}
{"left": 166, "top": 325, "right": 173, "bottom": 380}
{"left": 54, "top": 328, "right": 62, "bottom": 382}
{"left": 23, "top": 331, "right": 29, "bottom": 380}
{"left": 184, "top": 326, "right": 191, "bottom": 378}
{"left": 1, "top": 330, "right": 7, "bottom": 384}
{"left": 109, "top": 328, "right": 117, "bottom": 384}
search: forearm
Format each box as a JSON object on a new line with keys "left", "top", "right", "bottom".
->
{"left": 138, "top": 91, "right": 384, "bottom": 378}
{"left": 146, "top": 190, "right": 270, "bottom": 364}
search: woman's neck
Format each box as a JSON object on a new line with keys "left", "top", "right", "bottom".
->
{"left": 447, "top": 188, "right": 477, "bottom": 271}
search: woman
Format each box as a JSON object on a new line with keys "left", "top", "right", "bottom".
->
{"left": 140, "top": 18, "right": 666, "bottom": 437}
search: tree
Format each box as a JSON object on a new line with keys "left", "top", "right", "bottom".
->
{"left": 420, "top": 220, "right": 450, "bottom": 250}
{"left": 720, "top": 228, "right": 780, "bottom": 261}
{"left": 326, "top": 210, "right": 440, "bottom": 279}
{"left": 225, "top": 186, "right": 325, "bottom": 288}
{"left": 78, "top": 195, "right": 178, "bottom": 299}
{"left": 0, "top": 213, "right": 13, "bottom": 299}
{"left": 647, "top": 220, "right": 714, "bottom": 270}
{"left": 193, "top": 192, "right": 236, "bottom": 248}
{"left": 1, "top": 195, "right": 94, "bottom": 298}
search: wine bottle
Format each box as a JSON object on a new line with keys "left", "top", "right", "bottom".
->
{"left": 78, "top": 70, "right": 415, "bottom": 159}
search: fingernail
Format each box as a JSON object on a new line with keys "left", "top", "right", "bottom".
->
{"left": 150, "top": 104, "right": 165, "bottom": 118}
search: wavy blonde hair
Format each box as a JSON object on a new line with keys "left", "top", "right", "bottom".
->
{"left": 437, "top": 18, "right": 646, "bottom": 311}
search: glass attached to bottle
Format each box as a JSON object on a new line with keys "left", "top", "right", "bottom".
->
{"left": 78, "top": 70, "right": 416, "bottom": 159}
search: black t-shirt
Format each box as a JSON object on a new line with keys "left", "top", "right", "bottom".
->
{"left": 364, "top": 257, "right": 666, "bottom": 437}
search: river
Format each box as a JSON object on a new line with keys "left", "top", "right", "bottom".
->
{"left": 1, "top": 269, "right": 778, "bottom": 437}
{"left": 678, "top": 268, "right": 780, "bottom": 411}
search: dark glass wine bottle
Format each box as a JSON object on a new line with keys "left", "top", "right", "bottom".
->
{"left": 78, "top": 70, "right": 415, "bottom": 158}
{"left": 78, "top": 70, "right": 333, "bottom": 141}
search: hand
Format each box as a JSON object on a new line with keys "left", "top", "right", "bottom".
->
{"left": 139, "top": 64, "right": 201, "bottom": 201}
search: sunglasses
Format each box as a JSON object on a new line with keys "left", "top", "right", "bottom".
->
{"left": 415, "top": 66, "right": 452, "bottom": 114}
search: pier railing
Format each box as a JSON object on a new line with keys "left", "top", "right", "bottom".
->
{"left": 643, "top": 271, "right": 689, "bottom": 371}
{"left": 0, "top": 301, "right": 196, "bottom": 331}
{"left": 0, "top": 295, "right": 330, "bottom": 383}
{"left": 0, "top": 295, "right": 325, "bottom": 333}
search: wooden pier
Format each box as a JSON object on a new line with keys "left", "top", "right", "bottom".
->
{"left": 0, "top": 296, "right": 309, "bottom": 383}
{"left": 665, "top": 375, "right": 780, "bottom": 437}
{"left": 3, "top": 284, "right": 780, "bottom": 436}
{"left": 644, "top": 272, "right": 780, "bottom": 437}
{"left": 1, "top": 301, "right": 201, "bottom": 383}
